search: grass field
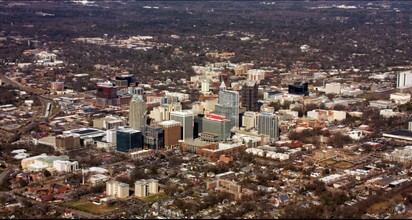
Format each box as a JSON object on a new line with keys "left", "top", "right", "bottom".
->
{"left": 140, "top": 192, "right": 168, "bottom": 203}
{"left": 64, "top": 200, "right": 118, "bottom": 215}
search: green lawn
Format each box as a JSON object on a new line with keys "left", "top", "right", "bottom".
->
{"left": 140, "top": 192, "right": 168, "bottom": 203}
{"left": 64, "top": 200, "right": 118, "bottom": 215}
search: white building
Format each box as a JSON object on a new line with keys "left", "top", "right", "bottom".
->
{"left": 396, "top": 70, "right": 412, "bottom": 88}
{"left": 390, "top": 93, "right": 411, "bottom": 105}
{"left": 324, "top": 83, "right": 341, "bottom": 94}
{"left": 192, "top": 99, "right": 217, "bottom": 115}
{"left": 149, "top": 102, "right": 182, "bottom": 122}
{"left": 134, "top": 179, "right": 159, "bottom": 197}
{"left": 242, "top": 111, "right": 258, "bottom": 130}
{"left": 307, "top": 109, "right": 347, "bottom": 122}
{"left": 135, "top": 180, "right": 147, "bottom": 197}
{"left": 247, "top": 69, "right": 266, "bottom": 82}
{"left": 106, "top": 129, "right": 117, "bottom": 145}
{"left": 170, "top": 110, "right": 194, "bottom": 141}
{"left": 147, "top": 179, "right": 159, "bottom": 194}
{"left": 201, "top": 80, "right": 210, "bottom": 94}
{"left": 106, "top": 180, "right": 130, "bottom": 198}
{"left": 383, "top": 146, "right": 412, "bottom": 163}
{"left": 379, "top": 109, "right": 399, "bottom": 118}
{"left": 53, "top": 160, "right": 79, "bottom": 172}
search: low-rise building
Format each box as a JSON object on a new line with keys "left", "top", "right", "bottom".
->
{"left": 390, "top": 93, "right": 411, "bottom": 105}
{"left": 383, "top": 146, "right": 412, "bottom": 163}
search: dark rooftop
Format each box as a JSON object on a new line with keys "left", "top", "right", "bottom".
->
{"left": 384, "top": 129, "right": 412, "bottom": 137}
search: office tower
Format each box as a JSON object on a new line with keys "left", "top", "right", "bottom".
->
{"left": 240, "top": 82, "right": 259, "bottom": 112}
{"left": 149, "top": 102, "right": 182, "bottom": 122}
{"left": 288, "top": 82, "right": 309, "bottom": 96}
{"left": 170, "top": 110, "right": 194, "bottom": 141}
{"left": 201, "top": 114, "right": 232, "bottom": 142}
{"left": 215, "top": 85, "right": 239, "bottom": 129}
{"left": 201, "top": 80, "right": 210, "bottom": 93}
{"left": 55, "top": 134, "right": 81, "bottom": 150}
{"left": 116, "top": 128, "right": 143, "bottom": 152}
{"left": 242, "top": 111, "right": 258, "bottom": 130}
{"left": 257, "top": 112, "right": 279, "bottom": 143}
{"left": 96, "top": 81, "right": 118, "bottom": 106}
{"left": 158, "top": 120, "right": 181, "bottom": 149}
{"left": 115, "top": 74, "right": 137, "bottom": 87}
{"left": 128, "top": 86, "right": 144, "bottom": 95}
{"left": 397, "top": 71, "right": 412, "bottom": 88}
{"left": 142, "top": 125, "right": 164, "bottom": 150}
{"left": 193, "top": 115, "right": 204, "bottom": 139}
{"left": 106, "top": 129, "right": 117, "bottom": 145}
{"left": 129, "top": 95, "right": 146, "bottom": 130}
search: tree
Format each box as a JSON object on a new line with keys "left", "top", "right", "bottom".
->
{"left": 43, "top": 169, "right": 52, "bottom": 177}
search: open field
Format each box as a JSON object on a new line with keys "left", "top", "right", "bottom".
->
{"left": 64, "top": 200, "right": 119, "bottom": 215}
{"left": 140, "top": 192, "right": 168, "bottom": 203}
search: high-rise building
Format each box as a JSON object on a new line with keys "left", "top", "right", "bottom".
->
{"left": 115, "top": 74, "right": 136, "bottom": 87}
{"left": 106, "top": 129, "right": 117, "bottom": 145}
{"left": 106, "top": 180, "right": 129, "bottom": 198}
{"left": 134, "top": 180, "right": 147, "bottom": 197}
{"left": 149, "top": 102, "right": 182, "bottom": 122}
{"left": 134, "top": 179, "right": 159, "bottom": 197}
{"left": 397, "top": 71, "right": 412, "bottom": 88}
{"left": 201, "top": 80, "right": 210, "bottom": 94}
{"left": 93, "top": 116, "right": 126, "bottom": 130}
{"left": 95, "top": 81, "right": 118, "bottom": 106}
{"left": 116, "top": 128, "right": 143, "bottom": 152}
{"left": 55, "top": 134, "right": 81, "bottom": 150}
{"left": 158, "top": 120, "right": 181, "bottom": 149}
{"left": 201, "top": 114, "right": 232, "bottom": 142}
{"left": 242, "top": 111, "right": 258, "bottom": 130}
{"left": 257, "top": 112, "right": 279, "bottom": 143}
{"left": 215, "top": 86, "right": 239, "bottom": 129}
{"left": 193, "top": 115, "right": 204, "bottom": 139}
{"left": 147, "top": 179, "right": 159, "bottom": 194}
{"left": 288, "top": 82, "right": 309, "bottom": 96}
{"left": 240, "top": 82, "right": 259, "bottom": 112}
{"left": 170, "top": 110, "right": 194, "bottom": 141}
{"left": 142, "top": 125, "right": 164, "bottom": 150}
{"left": 129, "top": 95, "right": 146, "bottom": 130}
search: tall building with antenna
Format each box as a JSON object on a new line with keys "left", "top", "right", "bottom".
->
{"left": 129, "top": 95, "right": 146, "bottom": 130}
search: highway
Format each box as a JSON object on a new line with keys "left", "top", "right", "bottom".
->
{"left": 0, "top": 74, "right": 59, "bottom": 143}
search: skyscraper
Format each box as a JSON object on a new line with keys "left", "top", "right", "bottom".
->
{"left": 116, "top": 128, "right": 143, "bottom": 152}
{"left": 257, "top": 112, "right": 279, "bottom": 143}
{"left": 201, "top": 113, "right": 232, "bottom": 142}
{"left": 170, "top": 110, "right": 194, "bottom": 141}
{"left": 129, "top": 95, "right": 146, "bottom": 130}
{"left": 158, "top": 120, "right": 181, "bottom": 149}
{"left": 142, "top": 125, "right": 164, "bottom": 150}
{"left": 240, "top": 82, "right": 259, "bottom": 112}
{"left": 215, "top": 84, "right": 239, "bottom": 129}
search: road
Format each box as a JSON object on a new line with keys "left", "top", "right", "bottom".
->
{"left": 0, "top": 74, "right": 59, "bottom": 143}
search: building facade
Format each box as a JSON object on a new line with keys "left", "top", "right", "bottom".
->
{"left": 106, "top": 180, "right": 129, "bottom": 198}
{"left": 240, "top": 82, "right": 259, "bottom": 112}
{"left": 158, "top": 120, "right": 182, "bottom": 149}
{"left": 170, "top": 110, "right": 194, "bottom": 141}
{"left": 142, "top": 125, "right": 164, "bottom": 150}
{"left": 116, "top": 129, "right": 143, "bottom": 152}
{"left": 129, "top": 95, "right": 146, "bottom": 130}
{"left": 257, "top": 112, "right": 279, "bottom": 143}
{"left": 215, "top": 88, "right": 239, "bottom": 129}
{"left": 201, "top": 114, "right": 232, "bottom": 142}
